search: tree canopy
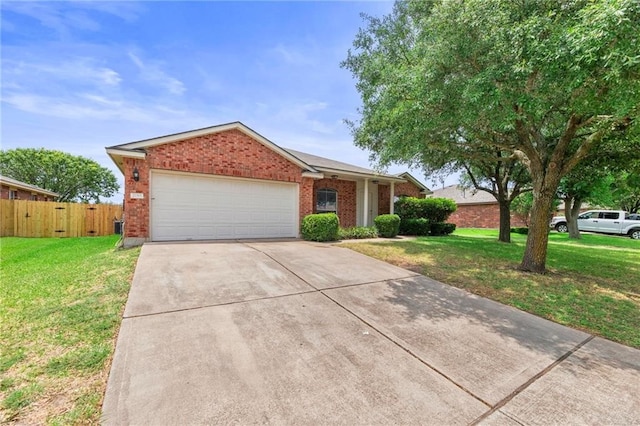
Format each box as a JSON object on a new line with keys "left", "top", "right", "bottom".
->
{"left": 343, "top": 0, "right": 640, "bottom": 272}
{"left": 0, "top": 148, "right": 119, "bottom": 203}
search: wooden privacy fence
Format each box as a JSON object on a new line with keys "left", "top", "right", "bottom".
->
{"left": 1, "top": 200, "right": 123, "bottom": 237}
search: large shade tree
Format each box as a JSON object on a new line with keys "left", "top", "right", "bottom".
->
{"left": 343, "top": 0, "right": 640, "bottom": 273}
{"left": 0, "top": 148, "right": 119, "bottom": 203}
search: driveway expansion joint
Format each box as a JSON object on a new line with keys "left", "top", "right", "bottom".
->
{"left": 242, "top": 241, "right": 420, "bottom": 292}
{"left": 122, "top": 289, "right": 319, "bottom": 319}
{"left": 318, "top": 288, "right": 493, "bottom": 409}
{"left": 244, "top": 242, "right": 493, "bottom": 407}
{"left": 469, "top": 334, "right": 596, "bottom": 425}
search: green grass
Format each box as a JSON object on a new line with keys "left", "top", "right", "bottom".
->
{"left": 342, "top": 229, "right": 640, "bottom": 348}
{"left": 0, "top": 236, "right": 140, "bottom": 424}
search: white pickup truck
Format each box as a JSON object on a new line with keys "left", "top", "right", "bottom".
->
{"left": 550, "top": 210, "right": 640, "bottom": 239}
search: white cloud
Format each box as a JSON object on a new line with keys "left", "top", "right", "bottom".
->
{"left": 75, "top": 2, "right": 144, "bottom": 23}
{"left": 2, "top": 58, "right": 121, "bottom": 88}
{"left": 3, "top": 93, "right": 151, "bottom": 122}
{"left": 128, "top": 52, "right": 186, "bottom": 95}
{"left": 2, "top": 2, "right": 97, "bottom": 36}
{"left": 269, "top": 43, "right": 314, "bottom": 66}
{"left": 1, "top": 1, "right": 143, "bottom": 36}
{"left": 195, "top": 66, "right": 222, "bottom": 93}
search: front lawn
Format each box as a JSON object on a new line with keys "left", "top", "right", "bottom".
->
{"left": 0, "top": 236, "right": 140, "bottom": 424}
{"left": 341, "top": 229, "right": 640, "bottom": 348}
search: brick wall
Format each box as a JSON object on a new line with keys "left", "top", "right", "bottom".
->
{"left": 312, "top": 179, "right": 357, "bottom": 227}
{"left": 146, "top": 129, "right": 303, "bottom": 182}
{"left": 123, "top": 157, "right": 150, "bottom": 238}
{"left": 377, "top": 182, "right": 425, "bottom": 215}
{"left": 448, "top": 203, "right": 527, "bottom": 228}
{"left": 0, "top": 185, "right": 52, "bottom": 201}
{"left": 123, "top": 129, "right": 305, "bottom": 239}
{"left": 299, "top": 177, "right": 315, "bottom": 227}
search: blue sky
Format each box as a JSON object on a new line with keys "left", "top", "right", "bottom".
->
{"left": 2, "top": 1, "right": 455, "bottom": 202}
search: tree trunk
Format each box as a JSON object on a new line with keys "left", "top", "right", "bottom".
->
{"left": 498, "top": 198, "right": 512, "bottom": 243}
{"left": 520, "top": 181, "right": 558, "bottom": 273}
{"left": 565, "top": 196, "right": 582, "bottom": 239}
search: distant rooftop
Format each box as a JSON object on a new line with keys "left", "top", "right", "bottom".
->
{"left": 0, "top": 175, "right": 59, "bottom": 197}
{"left": 427, "top": 185, "right": 496, "bottom": 205}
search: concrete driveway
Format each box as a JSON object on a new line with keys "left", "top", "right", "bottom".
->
{"left": 102, "top": 241, "right": 640, "bottom": 425}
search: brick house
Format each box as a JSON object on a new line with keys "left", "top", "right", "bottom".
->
{"left": 106, "top": 122, "right": 428, "bottom": 247}
{"left": 0, "top": 176, "right": 58, "bottom": 201}
{"left": 427, "top": 185, "right": 526, "bottom": 228}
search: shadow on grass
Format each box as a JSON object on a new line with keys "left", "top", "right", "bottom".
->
{"left": 380, "top": 275, "right": 640, "bottom": 373}
{"left": 343, "top": 234, "right": 639, "bottom": 350}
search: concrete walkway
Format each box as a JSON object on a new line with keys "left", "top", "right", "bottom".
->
{"left": 102, "top": 241, "right": 640, "bottom": 425}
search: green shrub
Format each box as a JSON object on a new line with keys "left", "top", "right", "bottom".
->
{"left": 301, "top": 213, "right": 339, "bottom": 242}
{"left": 430, "top": 222, "right": 457, "bottom": 236}
{"left": 394, "top": 197, "right": 457, "bottom": 222}
{"left": 374, "top": 214, "right": 401, "bottom": 238}
{"left": 399, "top": 218, "right": 431, "bottom": 236}
{"left": 394, "top": 197, "right": 423, "bottom": 220}
{"left": 510, "top": 227, "right": 529, "bottom": 235}
{"left": 338, "top": 226, "right": 378, "bottom": 240}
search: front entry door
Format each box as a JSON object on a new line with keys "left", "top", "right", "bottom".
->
{"left": 367, "top": 188, "right": 378, "bottom": 226}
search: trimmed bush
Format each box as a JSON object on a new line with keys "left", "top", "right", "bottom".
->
{"left": 430, "top": 222, "right": 456, "bottom": 236}
{"left": 374, "top": 214, "right": 401, "bottom": 238}
{"left": 394, "top": 197, "right": 423, "bottom": 220}
{"left": 510, "top": 227, "right": 529, "bottom": 235}
{"left": 399, "top": 218, "right": 431, "bottom": 236}
{"left": 339, "top": 226, "right": 378, "bottom": 240}
{"left": 395, "top": 197, "right": 457, "bottom": 223}
{"left": 301, "top": 213, "right": 339, "bottom": 242}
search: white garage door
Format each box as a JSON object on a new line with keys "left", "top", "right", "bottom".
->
{"left": 150, "top": 171, "right": 298, "bottom": 241}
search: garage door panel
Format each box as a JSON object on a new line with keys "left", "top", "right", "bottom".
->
{"left": 151, "top": 172, "right": 298, "bottom": 241}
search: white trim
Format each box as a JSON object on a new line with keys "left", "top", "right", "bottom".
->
{"left": 363, "top": 179, "right": 369, "bottom": 226}
{"left": 315, "top": 167, "right": 406, "bottom": 182}
{"left": 123, "top": 122, "right": 242, "bottom": 149}
{"left": 390, "top": 182, "right": 395, "bottom": 215}
{"left": 105, "top": 148, "right": 147, "bottom": 159}
{"left": 302, "top": 171, "right": 324, "bottom": 179}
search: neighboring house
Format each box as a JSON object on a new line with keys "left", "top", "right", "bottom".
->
{"left": 0, "top": 176, "right": 58, "bottom": 201}
{"left": 555, "top": 202, "right": 593, "bottom": 214}
{"left": 427, "top": 185, "right": 526, "bottom": 228}
{"left": 106, "top": 121, "right": 428, "bottom": 247}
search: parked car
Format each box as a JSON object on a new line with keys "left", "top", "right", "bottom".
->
{"left": 550, "top": 210, "right": 640, "bottom": 239}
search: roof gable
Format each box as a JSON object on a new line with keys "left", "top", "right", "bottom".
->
{"left": 396, "top": 172, "right": 430, "bottom": 193}
{"left": 106, "top": 122, "right": 315, "bottom": 174}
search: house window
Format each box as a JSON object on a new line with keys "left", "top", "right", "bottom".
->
{"left": 317, "top": 188, "right": 337, "bottom": 213}
{"left": 8, "top": 190, "right": 18, "bottom": 200}
{"left": 30, "top": 194, "right": 38, "bottom": 201}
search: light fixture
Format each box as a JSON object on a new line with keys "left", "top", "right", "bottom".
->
{"left": 372, "top": 179, "right": 379, "bottom": 184}
{"left": 132, "top": 166, "right": 140, "bottom": 182}
{"left": 331, "top": 174, "right": 338, "bottom": 179}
